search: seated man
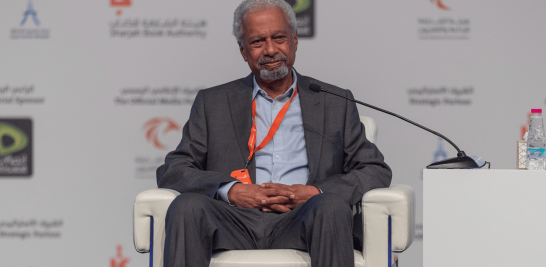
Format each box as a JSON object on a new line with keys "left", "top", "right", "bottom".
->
{"left": 156, "top": 0, "right": 392, "bottom": 266}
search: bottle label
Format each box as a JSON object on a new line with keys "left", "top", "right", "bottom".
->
{"left": 527, "top": 148, "right": 546, "bottom": 160}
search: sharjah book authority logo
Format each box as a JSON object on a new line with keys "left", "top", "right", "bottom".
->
{"left": 143, "top": 117, "right": 180, "bottom": 150}
{"left": 0, "top": 119, "right": 33, "bottom": 177}
{"left": 285, "top": 0, "right": 314, "bottom": 38}
{"left": 111, "top": 0, "right": 131, "bottom": 16}
{"left": 430, "top": 0, "right": 450, "bottom": 11}
{"left": 108, "top": 0, "right": 208, "bottom": 39}
{"left": 10, "top": 0, "right": 50, "bottom": 39}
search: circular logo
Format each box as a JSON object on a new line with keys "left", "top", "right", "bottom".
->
{"left": 143, "top": 117, "right": 180, "bottom": 150}
{"left": 0, "top": 123, "right": 28, "bottom": 156}
{"left": 292, "top": 0, "right": 311, "bottom": 13}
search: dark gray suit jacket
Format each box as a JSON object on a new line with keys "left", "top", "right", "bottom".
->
{"left": 157, "top": 71, "right": 392, "bottom": 246}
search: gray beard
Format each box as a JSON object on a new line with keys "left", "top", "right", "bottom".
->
{"left": 259, "top": 65, "right": 289, "bottom": 81}
{"left": 257, "top": 54, "right": 290, "bottom": 81}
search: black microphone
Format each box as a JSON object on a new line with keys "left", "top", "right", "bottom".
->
{"left": 309, "top": 83, "right": 480, "bottom": 169}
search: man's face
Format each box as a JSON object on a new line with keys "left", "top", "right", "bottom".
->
{"left": 239, "top": 7, "right": 298, "bottom": 82}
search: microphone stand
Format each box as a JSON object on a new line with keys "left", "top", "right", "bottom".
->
{"left": 309, "top": 84, "right": 480, "bottom": 169}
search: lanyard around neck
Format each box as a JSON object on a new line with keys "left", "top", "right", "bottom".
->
{"left": 247, "top": 85, "right": 299, "bottom": 164}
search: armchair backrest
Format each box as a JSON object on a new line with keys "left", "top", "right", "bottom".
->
{"left": 360, "top": 116, "right": 377, "bottom": 144}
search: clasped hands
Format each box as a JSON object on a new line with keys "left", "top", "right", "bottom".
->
{"left": 227, "top": 183, "right": 320, "bottom": 213}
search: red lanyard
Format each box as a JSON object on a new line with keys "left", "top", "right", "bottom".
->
{"left": 247, "top": 85, "right": 299, "bottom": 163}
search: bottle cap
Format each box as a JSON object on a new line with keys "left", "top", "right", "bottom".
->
{"left": 531, "top": 109, "right": 542, "bottom": 113}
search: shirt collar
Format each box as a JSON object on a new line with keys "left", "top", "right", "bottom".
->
{"left": 252, "top": 68, "right": 297, "bottom": 100}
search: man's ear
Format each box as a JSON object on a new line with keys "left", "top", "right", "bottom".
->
{"left": 293, "top": 31, "right": 298, "bottom": 52}
{"left": 239, "top": 42, "right": 249, "bottom": 62}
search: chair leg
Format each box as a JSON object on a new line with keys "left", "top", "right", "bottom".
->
{"left": 388, "top": 216, "right": 392, "bottom": 267}
{"left": 149, "top": 216, "right": 154, "bottom": 267}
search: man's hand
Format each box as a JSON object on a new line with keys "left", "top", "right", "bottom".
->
{"left": 227, "top": 183, "right": 293, "bottom": 213}
{"left": 260, "top": 183, "right": 320, "bottom": 212}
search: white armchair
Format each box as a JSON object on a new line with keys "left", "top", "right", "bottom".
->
{"left": 133, "top": 116, "right": 415, "bottom": 267}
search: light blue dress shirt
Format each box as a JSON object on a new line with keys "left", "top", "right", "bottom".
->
{"left": 218, "top": 69, "right": 310, "bottom": 204}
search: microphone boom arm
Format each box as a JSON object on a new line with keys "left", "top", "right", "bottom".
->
{"left": 308, "top": 84, "right": 479, "bottom": 169}
{"left": 319, "top": 88, "right": 463, "bottom": 155}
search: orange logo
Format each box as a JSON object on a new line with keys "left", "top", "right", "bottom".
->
{"left": 110, "top": 245, "right": 129, "bottom": 267}
{"left": 110, "top": 0, "right": 131, "bottom": 16}
{"left": 431, "top": 0, "right": 450, "bottom": 10}
{"left": 143, "top": 117, "right": 181, "bottom": 150}
{"left": 521, "top": 112, "right": 531, "bottom": 140}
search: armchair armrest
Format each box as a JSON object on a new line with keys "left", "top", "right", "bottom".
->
{"left": 133, "top": 188, "right": 180, "bottom": 261}
{"left": 362, "top": 184, "right": 415, "bottom": 267}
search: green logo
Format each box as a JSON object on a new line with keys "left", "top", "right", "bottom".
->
{"left": 292, "top": 0, "right": 310, "bottom": 13}
{"left": 0, "top": 123, "right": 28, "bottom": 156}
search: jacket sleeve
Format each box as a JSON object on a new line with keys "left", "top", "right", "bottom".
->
{"left": 156, "top": 90, "right": 236, "bottom": 198}
{"left": 312, "top": 89, "right": 392, "bottom": 205}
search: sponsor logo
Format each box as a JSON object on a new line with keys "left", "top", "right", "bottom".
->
{"left": 0, "top": 219, "right": 63, "bottom": 240}
{"left": 0, "top": 84, "right": 46, "bottom": 106}
{"left": 135, "top": 118, "right": 181, "bottom": 178}
{"left": 114, "top": 86, "right": 200, "bottom": 106}
{"left": 108, "top": 1, "right": 208, "bottom": 39}
{"left": 432, "top": 137, "right": 448, "bottom": 163}
{"left": 110, "top": 245, "right": 130, "bottom": 267}
{"left": 418, "top": 17, "right": 470, "bottom": 40}
{"left": 521, "top": 112, "right": 531, "bottom": 140}
{"left": 286, "top": 0, "right": 314, "bottom": 38}
{"left": 0, "top": 119, "right": 32, "bottom": 177}
{"left": 143, "top": 117, "right": 180, "bottom": 150}
{"left": 418, "top": 1, "right": 471, "bottom": 40}
{"left": 407, "top": 86, "right": 474, "bottom": 107}
{"left": 0, "top": 124, "right": 27, "bottom": 156}
{"left": 430, "top": 0, "right": 450, "bottom": 11}
{"left": 20, "top": 0, "right": 40, "bottom": 26}
{"left": 111, "top": 0, "right": 131, "bottom": 16}
{"left": 10, "top": 0, "right": 50, "bottom": 39}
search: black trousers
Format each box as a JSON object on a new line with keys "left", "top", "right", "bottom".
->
{"left": 163, "top": 192, "right": 355, "bottom": 267}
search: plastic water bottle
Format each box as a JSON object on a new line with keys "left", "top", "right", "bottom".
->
{"left": 527, "top": 109, "right": 546, "bottom": 170}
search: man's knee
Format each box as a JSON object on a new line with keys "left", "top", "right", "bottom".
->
{"left": 166, "top": 193, "right": 213, "bottom": 220}
{"left": 307, "top": 193, "right": 352, "bottom": 218}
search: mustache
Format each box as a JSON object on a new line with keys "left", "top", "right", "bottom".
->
{"left": 257, "top": 54, "right": 287, "bottom": 65}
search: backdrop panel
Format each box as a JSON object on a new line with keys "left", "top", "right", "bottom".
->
{"left": 1, "top": 0, "right": 545, "bottom": 266}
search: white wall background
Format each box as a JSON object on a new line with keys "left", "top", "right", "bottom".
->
{"left": 1, "top": 0, "right": 545, "bottom": 266}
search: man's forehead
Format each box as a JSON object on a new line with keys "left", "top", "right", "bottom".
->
{"left": 242, "top": 8, "right": 292, "bottom": 37}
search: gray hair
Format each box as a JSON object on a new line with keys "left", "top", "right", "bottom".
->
{"left": 233, "top": 0, "right": 297, "bottom": 46}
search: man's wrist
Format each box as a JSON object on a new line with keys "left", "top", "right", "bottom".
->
{"left": 227, "top": 183, "right": 244, "bottom": 206}
{"left": 218, "top": 181, "right": 239, "bottom": 205}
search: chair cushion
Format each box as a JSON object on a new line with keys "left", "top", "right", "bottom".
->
{"left": 210, "top": 249, "right": 365, "bottom": 267}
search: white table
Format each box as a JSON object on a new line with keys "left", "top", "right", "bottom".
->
{"left": 424, "top": 169, "right": 546, "bottom": 267}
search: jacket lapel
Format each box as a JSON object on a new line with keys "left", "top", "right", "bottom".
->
{"left": 296, "top": 72, "right": 325, "bottom": 185}
{"left": 226, "top": 73, "right": 256, "bottom": 184}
